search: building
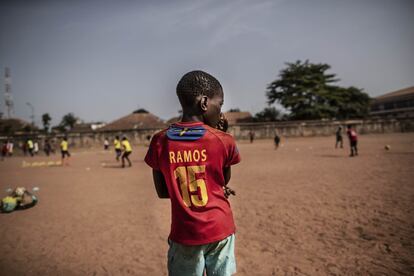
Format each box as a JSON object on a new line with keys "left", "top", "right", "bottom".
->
{"left": 99, "top": 109, "right": 166, "bottom": 132}
{"left": 224, "top": 111, "right": 253, "bottom": 125}
{"left": 370, "top": 86, "right": 414, "bottom": 118}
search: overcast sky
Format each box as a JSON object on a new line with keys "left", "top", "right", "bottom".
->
{"left": 0, "top": 0, "right": 413, "bottom": 126}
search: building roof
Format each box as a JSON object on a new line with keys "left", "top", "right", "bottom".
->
{"left": 374, "top": 86, "right": 414, "bottom": 101}
{"left": 224, "top": 111, "right": 253, "bottom": 125}
{"left": 99, "top": 112, "right": 166, "bottom": 131}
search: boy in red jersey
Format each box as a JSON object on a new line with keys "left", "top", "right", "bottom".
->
{"left": 346, "top": 124, "right": 358, "bottom": 157}
{"left": 145, "top": 70, "right": 240, "bottom": 276}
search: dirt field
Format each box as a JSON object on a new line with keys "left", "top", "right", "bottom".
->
{"left": 1, "top": 133, "right": 413, "bottom": 276}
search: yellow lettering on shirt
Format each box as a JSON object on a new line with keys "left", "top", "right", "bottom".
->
{"left": 169, "top": 151, "right": 176, "bottom": 163}
{"left": 183, "top": 150, "right": 192, "bottom": 162}
{"left": 201, "top": 149, "right": 207, "bottom": 161}
{"left": 193, "top": 150, "right": 200, "bottom": 162}
{"left": 168, "top": 149, "right": 207, "bottom": 164}
{"left": 176, "top": 151, "right": 183, "bottom": 163}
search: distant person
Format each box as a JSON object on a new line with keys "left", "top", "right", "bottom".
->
{"left": 60, "top": 137, "right": 71, "bottom": 165}
{"left": 145, "top": 70, "right": 240, "bottom": 276}
{"left": 335, "top": 126, "right": 343, "bottom": 148}
{"left": 249, "top": 130, "right": 255, "bottom": 143}
{"left": 21, "top": 141, "right": 27, "bottom": 156}
{"left": 114, "top": 136, "right": 122, "bottom": 161}
{"left": 104, "top": 138, "right": 109, "bottom": 150}
{"left": 27, "top": 139, "right": 34, "bottom": 157}
{"left": 33, "top": 140, "right": 39, "bottom": 155}
{"left": 44, "top": 139, "right": 52, "bottom": 156}
{"left": 121, "top": 137, "right": 132, "bottom": 168}
{"left": 50, "top": 139, "right": 56, "bottom": 154}
{"left": 1, "top": 141, "right": 7, "bottom": 160}
{"left": 7, "top": 140, "right": 13, "bottom": 156}
{"left": 274, "top": 134, "right": 281, "bottom": 150}
{"left": 346, "top": 125, "right": 358, "bottom": 157}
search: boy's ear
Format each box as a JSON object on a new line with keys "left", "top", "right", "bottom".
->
{"left": 200, "top": 95, "right": 209, "bottom": 112}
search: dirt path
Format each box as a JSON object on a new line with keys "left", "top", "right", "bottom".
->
{"left": 1, "top": 133, "right": 413, "bottom": 275}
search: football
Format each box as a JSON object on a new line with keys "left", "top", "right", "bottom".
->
{"left": 15, "top": 187, "right": 26, "bottom": 197}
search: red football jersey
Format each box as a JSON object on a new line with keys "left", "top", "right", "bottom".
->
{"left": 145, "top": 121, "right": 241, "bottom": 245}
{"left": 347, "top": 129, "right": 358, "bottom": 142}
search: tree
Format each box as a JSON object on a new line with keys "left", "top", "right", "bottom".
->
{"left": 60, "top": 113, "right": 78, "bottom": 130}
{"left": 254, "top": 107, "right": 282, "bottom": 122}
{"left": 266, "top": 60, "right": 370, "bottom": 120}
{"left": 42, "top": 113, "right": 52, "bottom": 132}
{"left": 329, "top": 86, "right": 371, "bottom": 119}
{"left": 228, "top": 108, "right": 241, "bottom": 112}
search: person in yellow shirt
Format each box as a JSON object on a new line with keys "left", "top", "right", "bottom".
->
{"left": 60, "top": 137, "right": 71, "bottom": 166}
{"left": 121, "top": 136, "right": 132, "bottom": 168}
{"left": 27, "top": 139, "right": 34, "bottom": 157}
{"left": 114, "top": 136, "right": 122, "bottom": 161}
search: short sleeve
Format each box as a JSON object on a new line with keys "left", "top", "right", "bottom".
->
{"left": 223, "top": 136, "right": 241, "bottom": 167}
{"left": 144, "top": 135, "right": 160, "bottom": 170}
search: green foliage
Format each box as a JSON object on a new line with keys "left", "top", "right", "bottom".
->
{"left": 59, "top": 113, "right": 78, "bottom": 130}
{"left": 329, "top": 86, "right": 371, "bottom": 119}
{"left": 254, "top": 107, "right": 282, "bottom": 122}
{"left": 41, "top": 113, "right": 52, "bottom": 132}
{"left": 266, "top": 60, "right": 371, "bottom": 120}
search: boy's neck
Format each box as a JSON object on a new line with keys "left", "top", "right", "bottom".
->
{"left": 180, "top": 114, "right": 204, "bottom": 123}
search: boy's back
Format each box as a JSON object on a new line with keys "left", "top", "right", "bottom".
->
{"left": 145, "top": 70, "right": 239, "bottom": 275}
{"left": 145, "top": 121, "right": 240, "bottom": 245}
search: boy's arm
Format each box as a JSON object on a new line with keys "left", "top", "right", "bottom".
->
{"left": 223, "top": 166, "right": 231, "bottom": 185}
{"left": 152, "top": 169, "right": 169, "bottom": 198}
{"left": 223, "top": 167, "right": 236, "bottom": 198}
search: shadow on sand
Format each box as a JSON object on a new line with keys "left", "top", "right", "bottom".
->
{"left": 318, "top": 154, "right": 347, "bottom": 158}
{"left": 102, "top": 165, "right": 124, "bottom": 169}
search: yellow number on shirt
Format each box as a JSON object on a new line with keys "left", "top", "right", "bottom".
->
{"left": 174, "top": 166, "right": 191, "bottom": 207}
{"left": 174, "top": 165, "right": 208, "bottom": 207}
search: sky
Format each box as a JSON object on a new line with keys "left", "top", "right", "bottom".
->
{"left": 0, "top": 0, "right": 413, "bottom": 126}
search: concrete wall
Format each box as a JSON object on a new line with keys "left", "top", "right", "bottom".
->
{"left": 228, "top": 118, "right": 414, "bottom": 140}
{"left": 2, "top": 118, "right": 413, "bottom": 150}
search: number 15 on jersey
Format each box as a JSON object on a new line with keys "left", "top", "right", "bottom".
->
{"left": 174, "top": 165, "right": 208, "bottom": 207}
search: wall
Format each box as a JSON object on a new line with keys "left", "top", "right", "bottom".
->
{"left": 228, "top": 118, "right": 414, "bottom": 140}
{"left": 2, "top": 118, "right": 413, "bottom": 150}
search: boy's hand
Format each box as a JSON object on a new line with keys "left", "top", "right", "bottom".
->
{"left": 223, "top": 186, "right": 236, "bottom": 198}
{"left": 216, "top": 113, "right": 228, "bottom": 132}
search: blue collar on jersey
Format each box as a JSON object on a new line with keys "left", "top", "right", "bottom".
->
{"left": 167, "top": 125, "right": 206, "bottom": 141}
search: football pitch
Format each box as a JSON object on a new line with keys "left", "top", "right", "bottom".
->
{"left": 1, "top": 133, "right": 413, "bottom": 275}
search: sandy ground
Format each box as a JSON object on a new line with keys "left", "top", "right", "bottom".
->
{"left": 0, "top": 133, "right": 413, "bottom": 276}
